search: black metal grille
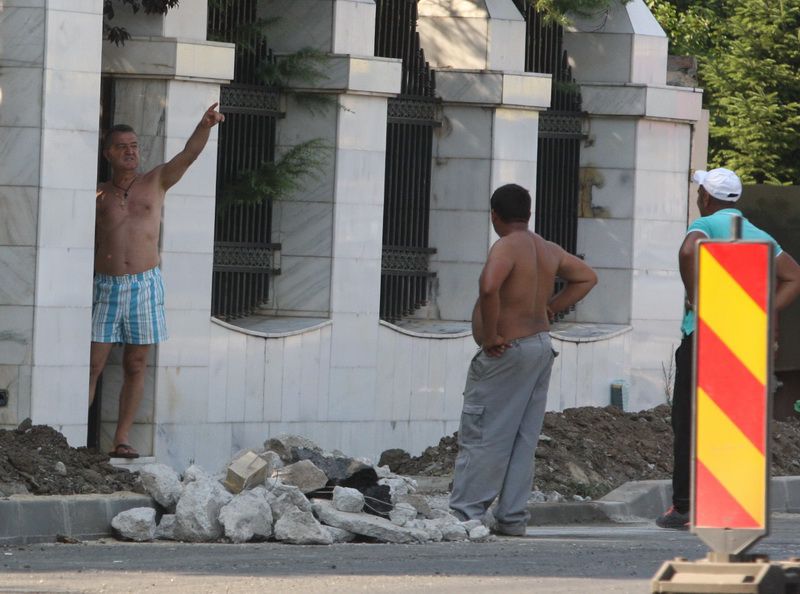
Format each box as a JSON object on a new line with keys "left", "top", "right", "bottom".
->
{"left": 208, "top": 0, "right": 282, "bottom": 321}
{"left": 516, "top": 1, "right": 584, "bottom": 256}
{"left": 375, "top": 0, "right": 440, "bottom": 322}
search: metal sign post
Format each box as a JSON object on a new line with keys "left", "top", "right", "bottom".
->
{"left": 652, "top": 227, "right": 800, "bottom": 592}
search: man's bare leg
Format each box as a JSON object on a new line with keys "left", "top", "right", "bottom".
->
{"left": 114, "top": 343, "right": 150, "bottom": 451}
{"left": 89, "top": 342, "right": 114, "bottom": 407}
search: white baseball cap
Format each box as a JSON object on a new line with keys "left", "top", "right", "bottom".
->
{"left": 692, "top": 168, "right": 742, "bottom": 202}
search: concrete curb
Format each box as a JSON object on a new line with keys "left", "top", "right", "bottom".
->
{"left": 0, "top": 492, "right": 156, "bottom": 545}
{"left": 1, "top": 477, "right": 798, "bottom": 544}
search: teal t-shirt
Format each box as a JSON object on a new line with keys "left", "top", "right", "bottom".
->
{"left": 681, "top": 208, "right": 782, "bottom": 336}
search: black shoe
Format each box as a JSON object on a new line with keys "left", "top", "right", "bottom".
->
{"left": 655, "top": 506, "right": 689, "bottom": 529}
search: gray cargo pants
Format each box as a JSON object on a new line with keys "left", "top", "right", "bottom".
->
{"left": 449, "top": 332, "right": 554, "bottom": 531}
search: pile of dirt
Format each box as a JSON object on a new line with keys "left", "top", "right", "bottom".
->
{"left": 0, "top": 420, "right": 144, "bottom": 497}
{"left": 380, "top": 405, "right": 800, "bottom": 499}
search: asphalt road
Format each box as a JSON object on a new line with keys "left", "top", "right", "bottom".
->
{"left": 2, "top": 514, "right": 799, "bottom": 593}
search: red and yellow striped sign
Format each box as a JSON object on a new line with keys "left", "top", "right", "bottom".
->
{"left": 694, "top": 241, "right": 771, "bottom": 530}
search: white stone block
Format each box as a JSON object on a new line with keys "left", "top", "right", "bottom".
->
{"left": 45, "top": 9, "right": 102, "bottom": 73}
{"left": 274, "top": 509, "right": 333, "bottom": 545}
{"left": 139, "top": 463, "right": 183, "bottom": 511}
{"left": 111, "top": 507, "right": 156, "bottom": 542}
{"left": 174, "top": 477, "right": 233, "bottom": 542}
{"left": 219, "top": 486, "right": 274, "bottom": 543}
{"left": 332, "top": 486, "right": 364, "bottom": 513}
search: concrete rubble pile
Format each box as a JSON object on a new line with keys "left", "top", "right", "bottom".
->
{"left": 111, "top": 434, "right": 495, "bottom": 545}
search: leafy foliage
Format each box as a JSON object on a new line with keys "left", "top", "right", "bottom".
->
{"left": 218, "top": 140, "right": 330, "bottom": 213}
{"left": 103, "top": 0, "right": 180, "bottom": 46}
{"left": 531, "top": 0, "right": 632, "bottom": 24}
{"left": 646, "top": 0, "right": 800, "bottom": 184}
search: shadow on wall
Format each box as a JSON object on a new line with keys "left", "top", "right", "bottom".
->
{"left": 740, "top": 185, "right": 800, "bottom": 420}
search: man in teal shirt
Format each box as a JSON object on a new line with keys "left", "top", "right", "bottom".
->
{"left": 656, "top": 167, "right": 800, "bottom": 529}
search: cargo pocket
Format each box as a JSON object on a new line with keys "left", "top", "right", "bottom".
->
{"left": 459, "top": 404, "right": 485, "bottom": 445}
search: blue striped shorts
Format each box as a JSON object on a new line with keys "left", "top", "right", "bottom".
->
{"left": 91, "top": 267, "right": 168, "bottom": 344}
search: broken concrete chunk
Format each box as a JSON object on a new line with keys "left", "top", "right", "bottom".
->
{"left": 394, "top": 493, "right": 432, "bottom": 518}
{"left": 54, "top": 461, "right": 67, "bottom": 476}
{"left": 264, "top": 480, "right": 313, "bottom": 515}
{"left": 468, "top": 524, "right": 493, "bottom": 542}
{"left": 219, "top": 486, "right": 274, "bottom": 543}
{"left": 406, "top": 519, "right": 443, "bottom": 542}
{"left": 264, "top": 434, "right": 323, "bottom": 463}
{"left": 440, "top": 523, "right": 468, "bottom": 541}
{"left": 111, "top": 507, "right": 156, "bottom": 542}
{"left": 274, "top": 509, "right": 333, "bottom": 545}
{"left": 461, "top": 519, "right": 483, "bottom": 532}
{"left": 378, "top": 476, "right": 417, "bottom": 502}
{"left": 332, "top": 486, "right": 364, "bottom": 513}
{"left": 258, "top": 451, "right": 284, "bottom": 476}
{"left": 389, "top": 502, "right": 417, "bottom": 526}
{"left": 182, "top": 464, "right": 212, "bottom": 484}
{"left": 155, "top": 514, "right": 177, "bottom": 541}
{"left": 325, "top": 525, "right": 356, "bottom": 543}
{"left": 139, "top": 463, "right": 182, "bottom": 510}
{"left": 174, "top": 478, "right": 232, "bottom": 542}
{"left": 223, "top": 450, "right": 269, "bottom": 494}
{"left": 312, "top": 499, "right": 428, "bottom": 544}
{"left": 275, "top": 460, "right": 328, "bottom": 494}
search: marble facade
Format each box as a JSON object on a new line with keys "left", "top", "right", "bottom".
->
{"left": 0, "top": 0, "right": 702, "bottom": 470}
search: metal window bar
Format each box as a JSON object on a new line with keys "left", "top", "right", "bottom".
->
{"left": 375, "top": 0, "right": 440, "bottom": 322}
{"left": 208, "top": 0, "right": 283, "bottom": 321}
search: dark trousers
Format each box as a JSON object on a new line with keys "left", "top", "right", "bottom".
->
{"left": 671, "top": 334, "right": 693, "bottom": 513}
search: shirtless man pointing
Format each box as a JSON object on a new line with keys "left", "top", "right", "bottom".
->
{"left": 449, "top": 183, "right": 597, "bottom": 535}
{"left": 91, "top": 103, "right": 224, "bottom": 458}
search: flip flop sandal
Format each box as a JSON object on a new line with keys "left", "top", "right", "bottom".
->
{"left": 109, "top": 443, "right": 140, "bottom": 459}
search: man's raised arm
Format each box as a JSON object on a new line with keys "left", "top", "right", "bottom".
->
{"left": 159, "top": 103, "right": 225, "bottom": 190}
{"left": 548, "top": 247, "right": 597, "bottom": 318}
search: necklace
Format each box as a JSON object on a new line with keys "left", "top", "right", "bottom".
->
{"left": 112, "top": 176, "right": 137, "bottom": 207}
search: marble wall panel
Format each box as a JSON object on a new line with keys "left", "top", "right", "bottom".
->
{"left": 263, "top": 337, "right": 285, "bottom": 421}
{"left": 159, "top": 252, "right": 213, "bottom": 311}
{"left": 330, "top": 312, "right": 379, "bottom": 369}
{"left": 39, "top": 129, "right": 98, "bottom": 191}
{"left": 0, "top": 187, "right": 37, "bottom": 247}
{"left": 42, "top": 70, "right": 100, "bottom": 132}
{"left": 557, "top": 341, "right": 578, "bottom": 409}
{"left": 31, "top": 306, "right": 90, "bottom": 366}
{"left": 490, "top": 159, "right": 538, "bottom": 198}
{"left": 580, "top": 118, "right": 636, "bottom": 170}
{"left": 572, "top": 267, "right": 631, "bottom": 325}
{"left": 390, "top": 331, "right": 413, "bottom": 421}
{"left": 337, "top": 95, "right": 388, "bottom": 153}
{"left": 634, "top": 170, "right": 690, "bottom": 222}
{"left": 375, "top": 327, "right": 396, "bottom": 420}
{"left": 428, "top": 262, "right": 483, "bottom": 321}
{"left": 545, "top": 343, "right": 562, "bottom": 410}
{"left": 30, "top": 364, "right": 89, "bottom": 425}
{"left": 0, "top": 128, "right": 40, "bottom": 186}
{"left": 636, "top": 120, "right": 691, "bottom": 173}
{"left": 332, "top": 0, "right": 376, "bottom": 55}
{"left": 331, "top": 201, "right": 383, "bottom": 258}
{"left": 630, "top": 34, "right": 667, "bottom": 86}
{"left": 327, "top": 367, "right": 377, "bottom": 421}
{"left": 36, "top": 188, "right": 93, "bottom": 249}
{"left": 576, "top": 218, "right": 633, "bottom": 269}
{"left": 0, "top": 365, "right": 22, "bottom": 426}
{"left": 0, "top": 7, "right": 45, "bottom": 67}
{"left": 333, "top": 149, "right": 387, "bottom": 206}
{"left": 33, "top": 246, "right": 93, "bottom": 308}
{"left": 424, "top": 341, "right": 447, "bottom": 420}
{"left": 162, "top": 0, "right": 207, "bottom": 40}
{"left": 156, "top": 309, "right": 211, "bottom": 368}
{"left": 44, "top": 9, "right": 102, "bottom": 73}
{"left": 492, "top": 108, "right": 539, "bottom": 161}
{"left": 580, "top": 167, "right": 635, "bottom": 220}
{"left": 110, "top": 79, "right": 167, "bottom": 171}
{"left": 231, "top": 422, "right": 271, "bottom": 454}
{"left": 430, "top": 157, "right": 492, "bottom": 212}
{"left": 0, "top": 247, "right": 35, "bottom": 306}
{"left": 330, "top": 258, "right": 380, "bottom": 317}
{"left": 408, "top": 338, "right": 430, "bottom": 420}
{"left": 59, "top": 423, "right": 89, "bottom": 448}
{"left": 487, "top": 16, "right": 525, "bottom": 72}
{"left": 160, "top": 195, "right": 215, "bottom": 254}
{"left": 316, "top": 325, "right": 332, "bottom": 420}
{"left": 632, "top": 220, "right": 685, "bottom": 271}
{"left": 574, "top": 342, "right": 595, "bottom": 407}
{"left": 630, "top": 269, "right": 683, "bottom": 322}
{"left": 274, "top": 255, "right": 331, "bottom": 315}
{"left": 587, "top": 339, "right": 611, "bottom": 407}
{"left": 629, "top": 368, "right": 670, "bottom": 410}
{"left": 244, "top": 336, "right": 266, "bottom": 422}
{"left": 224, "top": 332, "right": 246, "bottom": 422}
{"left": 429, "top": 210, "right": 492, "bottom": 263}
{"left": 279, "top": 334, "right": 303, "bottom": 421}
{"left": 277, "top": 95, "right": 338, "bottom": 147}
{"left": 563, "top": 33, "right": 633, "bottom": 84}
{"left": 154, "top": 366, "right": 210, "bottom": 424}
{"left": 436, "top": 106, "right": 493, "bottom": 160}
{"left": 275, "top": 200, "right": 333, "bottom": 257}
{"left": 628, "top": 319, "right": 682, "bottom": 372}
{"left": 417, "top": 15, "right": 488, "bottom": 70}
{"left": 298, "top": 330, "right": 321, "bottom": 421}
{"left": 0, "top": 67, "right": 42, "bottom": 127}
{"left": 154, "top": 422, "right": 195, "bottom": 471}
{"left": 207, "top": 322, "right": 229, "bottom": 422}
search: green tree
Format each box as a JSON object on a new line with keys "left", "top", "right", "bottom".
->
{"left": 646, "top": 0, "right": 800, "bottom": 184}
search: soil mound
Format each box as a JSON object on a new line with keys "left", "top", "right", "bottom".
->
{"left": 380, "top": 405, "right": 800, "bottom": 499}
{"left": 0, "top": 420, "right": 143, "bottom": 496}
